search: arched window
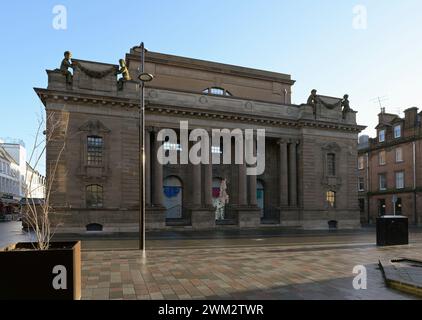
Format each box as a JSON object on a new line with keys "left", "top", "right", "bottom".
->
{"left": 327, "top": 153, "right": 336, "bottom": 176}
{"left": 202, "top": 87, "right": 232, "bottom": 96}
{"left": 87, "top": 136, "right": 103, "bottom": 165}
{"left": 326, "top": 191, "right": 336, "bottom": 208}
{"left": 163, "top": 176, "right": 183, "bottom": 219}
{"left": 86, "top": 185, "right": 103, "bottom": 208}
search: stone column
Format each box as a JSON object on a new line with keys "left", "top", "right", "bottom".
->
{"left": 278, "top": 139, "right": 289, "bottom": 207}
{"left": 192, "top": 137, "right": 202, "bottom": 207}
{"left": 192, "top": 163, "right": 202, "bottom": 207}
{"left": 248, "top": 137, "right": 257, "bottom": 206}
{"left": 204, "top": 142, "right": 213, "bottom": 207}
{"left": 238, "top": 162, "right": 247, "bottom": 206}
{"left": 289, "top": 140, "right": 298, "bottom": 207}
{"left": 152, "top": 129, "right": 164, "bottom": 207}
{"left": 145, "top": 128, "right": 151, "bottom": 206}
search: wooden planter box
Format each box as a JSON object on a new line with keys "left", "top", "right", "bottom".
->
{"left": 0, "top": 241, "right": 81, "bottom": 300}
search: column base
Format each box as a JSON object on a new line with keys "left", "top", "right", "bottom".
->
{"left": 191, "top": 207, "right": 215, "bottom": 229}
{"left": 236, "top": 206, "right": 262, "bottom": 228}
{"left": 146, "top": 206, "right": 166, "bottom": 230}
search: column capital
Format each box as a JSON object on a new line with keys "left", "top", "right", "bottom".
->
{"left": 151, "top": 126, "right": 161, "bottom": 133}
{"left": 288, "top": 139, "right": 301, "bottom": 145}
{"left": 277, "top": 139, "right": 289, "bottom": 145}
{"left": 146, "top": 126, "right": 154, "bottom": 133}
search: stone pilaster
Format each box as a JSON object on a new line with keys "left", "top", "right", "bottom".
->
{"left": 145, "top": 127, "right": 151, "bottom": 206}
{"left": 204, "top": 143, "right": 213, "bottom": 207}
{"left": 278, "top": 139, "right": 289, "bottom": 207}
{"left": 152, "top": 128, "right": 164, "bottom": 207}
{"left": 238, "top": 162, "right": 247, "bottom": 206}
{"left": 289, "top": 140, "right": 299, "bottom": 207}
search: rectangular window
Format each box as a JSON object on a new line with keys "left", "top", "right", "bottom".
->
{"left": 379, "top": 151, "right": 386, "bottom": 165}
{"left": 394, "top": 125, "right": 402, "bottom": 138}
{"left": 396, "top": 171, "right": 405, "bottom": 189}
{"left": 358, "top": 156, "right": 365, "bottom": 170}
{"left": 379, "top": 129, "right": 386, "bottom": 142}
{"left": 326, "top": 191, "right": 336, "bottom": 208}
{"left": 379, "top": 174, "right": 387, "bottom": 191}
{"left": 327, "top": 153, "right": 336, "bottom": 176}
{"left": 358, "top": 177, "right": 365, "bottom": 191}
{"left": 87, "top": 136, "right": 103, "bottom": 165}
{"left": 395, "top": 148, "right": 403, "bottom": 162}
{"left": 86, "top": 184, "right": 103, "bottom": 208}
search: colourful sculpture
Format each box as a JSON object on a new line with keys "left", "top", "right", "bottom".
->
{"left": 215, "top": 179, "right": 229, "bottom": 220}
{"left": 116, "top": 59, "right": 131, "bottom": 90}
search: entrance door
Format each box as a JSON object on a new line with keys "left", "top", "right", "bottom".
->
{"left": 378, "top": 199, "right": 386, "bottom": 216}
{"left": 163, "top": 176, "right": 183, "bottom": 219}
{"left": 257, "top": 180, "right": 264, "bottom": 218}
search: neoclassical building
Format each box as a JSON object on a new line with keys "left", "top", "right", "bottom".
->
{"left": 35, "top": 45, "right": 365, "bottom": 233}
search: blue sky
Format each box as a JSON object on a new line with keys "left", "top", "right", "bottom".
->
{"left": 1, "top": 0, "right": 421, "bottom": 173}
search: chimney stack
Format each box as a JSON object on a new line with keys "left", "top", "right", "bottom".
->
{"left": 404, "top": 107, "right": 418, "bottom": 129}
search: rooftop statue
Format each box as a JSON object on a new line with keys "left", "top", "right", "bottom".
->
{"left": 341, "top": 94, "right": 354, "bottom": 119}
{"left": 116, "top": 59, "right": 132, "bottom": 90}
{"left": 59, "top": 51, "right": 77, "bottom": 84}
{"left": 307, "top": 89, "right": 319, "bottom": 117}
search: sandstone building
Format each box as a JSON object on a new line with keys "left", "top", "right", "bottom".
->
{"left": 358, "top": 108, "right": 422, "bottom": 225}
{"left": 35, "top": 45, "right": 365, "bottom": 233}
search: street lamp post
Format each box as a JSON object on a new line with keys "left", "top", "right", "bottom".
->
{"left": 138, "top": 42, "right": 154, "bottom": 251}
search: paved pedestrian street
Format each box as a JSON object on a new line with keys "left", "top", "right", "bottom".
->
{"left": 81, "top": 240, "right": 422, "bottom": 300}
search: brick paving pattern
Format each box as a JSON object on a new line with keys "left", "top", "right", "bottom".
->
{"left": 81, "top": 242, "right": 422, "bottom": 300}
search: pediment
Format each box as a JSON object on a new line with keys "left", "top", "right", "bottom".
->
{"left": 78, "top": 120, "right": 111, "bottom": 133}
{"left": 322, "top": 142, "right": 341, "bottom": 152}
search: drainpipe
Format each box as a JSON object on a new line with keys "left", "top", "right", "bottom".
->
{"left": 413, "top": 141, "right": 417, "bottom": 225}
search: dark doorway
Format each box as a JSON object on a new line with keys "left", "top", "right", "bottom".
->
{"left": 378, "top": 199, "right": 386, "bottom": 216}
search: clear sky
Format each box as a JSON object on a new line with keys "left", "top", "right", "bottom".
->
{"left": 1, "top": 0, "right": 421, "bottom": 173}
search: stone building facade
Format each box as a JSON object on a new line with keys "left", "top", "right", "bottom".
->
{"left": 35, "top": 46, "right": 364, "bottom": 233}
{"left": 358, "top": 108, "right": 422, "bottom": 225}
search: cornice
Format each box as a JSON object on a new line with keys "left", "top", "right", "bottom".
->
{"left": 34, "top": 88, "right": 364, "bottom": 133}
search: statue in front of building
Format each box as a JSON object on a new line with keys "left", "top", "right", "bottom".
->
{"left": 116, "top": 59, "right": 132, "bottom": 90}
{"left": 215, "top": 179, "right": 229, "bottom": 221}
{"left": 341, "top": 94, "right": 354, "bottom": 119}
{"left": 59, "top": 51, "right": 77, "bottom": 84}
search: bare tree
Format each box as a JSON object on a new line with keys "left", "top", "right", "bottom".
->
{"left": 23, "top": 111, "right": 68, "bottom": 250}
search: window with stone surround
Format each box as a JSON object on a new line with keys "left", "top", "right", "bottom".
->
{"left": 394, "top": 125, "right": 402, "bottom": 139}
{"left": 86, "top": 184, "right": 103, "bottom": 208}
{"left": 395, "top": 171, "right": 405, "bottom": 189}
{"left": 327, "top": 153, "right": 336, "bottom": 176}
{"left": 358, "top": 156, "right": 365, "bottom": 170}
{"left": 87, "top": 136, "right": 103, "bottom": 165}
{"left": 395, "top": 147, "right": 403, "bottom": 162}
{"left": 326, "top": 191, "right": 336, "bottom": 208}
{"left": 379, "top": 129, "right": 386, "bottom": 143}
{"left": 379, "top": 150, "right": 386, "bottom": 166}
{"left": 379, "top": 174, "right": 387, "bottom": 191}
{"left": 358, "top": 177, "right": 365, "bottom": 191}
